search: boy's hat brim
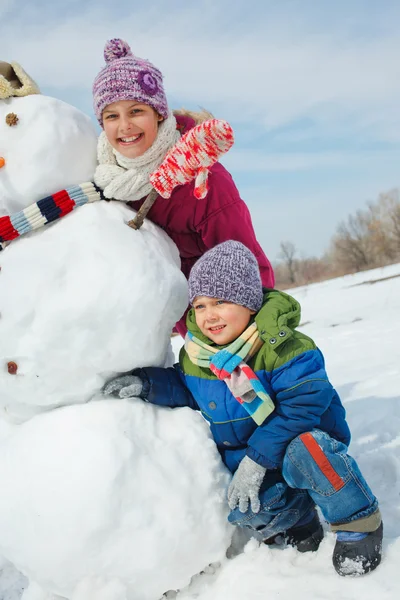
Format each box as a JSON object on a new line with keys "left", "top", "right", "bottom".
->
{"left": 0, "top": 61, "right": 41, "bottom": 100}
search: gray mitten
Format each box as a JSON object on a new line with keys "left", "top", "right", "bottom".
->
{"left": 103, "top": 375, "right": 143, "bottom": 399}
{"left": 227, "top": 455, "right": 266, "bottom": 513}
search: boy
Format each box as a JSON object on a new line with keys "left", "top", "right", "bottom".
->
{"left": 104, "top": 240, "right": 382, "bottom": 576}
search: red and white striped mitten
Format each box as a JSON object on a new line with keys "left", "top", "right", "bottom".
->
{"left": 150, "top": 119, "right": 234, "bottom": 200}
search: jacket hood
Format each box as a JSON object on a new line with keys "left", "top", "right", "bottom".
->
{"left": 254, "top": 289, "right": 301, "bottom": 350}
{"left": 186, "top": 288, "right": 301, "bottom": 349}
{"left": 174, "top": 114, "right": 196, "bottom": 135}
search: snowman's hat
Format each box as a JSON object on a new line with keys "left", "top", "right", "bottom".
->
{"left": 0, "top": 61, "right": 40, "bottom": 100}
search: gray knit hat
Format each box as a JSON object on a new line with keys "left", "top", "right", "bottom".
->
{"left": 188, "top": 240, "right": 263, "bottom": 311}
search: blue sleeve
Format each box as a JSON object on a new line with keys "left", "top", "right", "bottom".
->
{"left": 134, "top": 365, "right": 199, "bottom": 411}
{"left": 246, "top": 349, "right": 334, "bottom": 469}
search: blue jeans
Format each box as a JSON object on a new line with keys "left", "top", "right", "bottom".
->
{"left": 228, "top": 429, "right": 378, "bottom": 540}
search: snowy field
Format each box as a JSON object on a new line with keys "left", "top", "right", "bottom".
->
{"left": 1, "top": 262, "right": 400, "bottom": 599}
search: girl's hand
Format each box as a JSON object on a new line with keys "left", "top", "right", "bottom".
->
{"left": 150, "top": 119, "right": 234, "bottom": 200}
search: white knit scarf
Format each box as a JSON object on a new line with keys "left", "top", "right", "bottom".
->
{"left": 94, "top": 112, "right": 181, "bottom": 201}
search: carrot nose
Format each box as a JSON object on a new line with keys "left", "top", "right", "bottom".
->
{"left": 0, "top": 157, "right": 5, "bottom": 168}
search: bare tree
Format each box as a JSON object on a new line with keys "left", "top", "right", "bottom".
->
{"left": 331, "top": 209, "right": 375, "bottom": 272}
{"left": 297, "top": 256, "right": 331, "bottom": 284}
{"left": 279, "top": 241, "right": 297, "bottom": 284}
{"left": 376, "top": 189, "right": 400, "bottom": 256}
{"left": 275, "top": 187, "right": 400, "bottom": 288}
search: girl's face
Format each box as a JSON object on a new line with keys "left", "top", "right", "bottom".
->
{"left": 193, "top": 296, "right": 255, "bottom": 345}
{"left": 102, "top": 100, "right": 163, "bottom": 158}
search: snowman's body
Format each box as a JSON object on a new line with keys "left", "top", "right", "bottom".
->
{"left": 0, "top": 94, "right": 231, "bottom": 600}
{"left": 0, "top": 199, "right": 188, "bottom": 422}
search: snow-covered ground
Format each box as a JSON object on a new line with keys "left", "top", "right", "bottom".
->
{"left": 2, "top": 263, "right": 400, "bottom": 599}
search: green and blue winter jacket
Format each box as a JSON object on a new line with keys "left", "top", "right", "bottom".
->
{"left": 137, "top": 289, "right": 350, "bottom": 473}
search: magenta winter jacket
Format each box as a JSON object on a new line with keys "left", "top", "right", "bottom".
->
{"left": 129, "top": 115, "right": 275, "bottom": 335}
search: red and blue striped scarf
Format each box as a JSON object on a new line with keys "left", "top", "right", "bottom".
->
{"left": 0, "top": 182, "right": 103, "bottom": 251}
{"left": 185, "top": 323, "right": 274, "bottom": 426}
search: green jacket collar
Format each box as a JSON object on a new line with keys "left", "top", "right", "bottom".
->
{"left": 186, "top": 289, "right": 301, "bottom": 351}
{"left": 254, "top": 289, "right": 301, "bottom": 350}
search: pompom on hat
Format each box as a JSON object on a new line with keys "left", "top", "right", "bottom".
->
{"left": 188, "top": 241, "right": 264, "bottom": 312}
{"left": 92, "top": 38, "right": 169, "bottom": 125}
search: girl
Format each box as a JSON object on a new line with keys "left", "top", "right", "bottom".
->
{"left": 92, "top": 38, "right": 274, "bottom": 335}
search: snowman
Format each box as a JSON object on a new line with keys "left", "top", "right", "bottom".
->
{"left": 0, "top": 63, "right": 232, "bottom": 600}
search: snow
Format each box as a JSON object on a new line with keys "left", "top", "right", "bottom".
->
{"left": 0, "top": 95, "right": 98, "bottom": 215}
{"left": 0, "top": 201, "right": 188, "bottom": 422}
{"left": 0, "top": 399, "right": 231, "bottom": 600}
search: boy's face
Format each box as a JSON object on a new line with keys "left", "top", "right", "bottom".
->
{"left": 193, "top": 296, "right": 255, "bottom": 345}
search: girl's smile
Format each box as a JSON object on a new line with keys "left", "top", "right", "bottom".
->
{"left": 118, "top": 133, "right": 144, "bottom": 145}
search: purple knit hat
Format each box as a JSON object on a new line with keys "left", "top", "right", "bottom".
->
{"left": 92, "top": 38, "right": 169, "bottom": 125}
{"left": 188, "top": 241, "right": 263, "bottom": 312}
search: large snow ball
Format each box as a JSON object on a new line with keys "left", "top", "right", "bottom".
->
{"left": 0, "top": 398, "right": 232, "bottom": 600}
{"left": 0, "top": 202, "right": 188, "bottom": 422}
{"left": 0, "top": 95, "right": 98, "bottom": 216}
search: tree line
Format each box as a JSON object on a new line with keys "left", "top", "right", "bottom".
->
{"left": 274, "top": 188, "right": 400, "bottom": 288}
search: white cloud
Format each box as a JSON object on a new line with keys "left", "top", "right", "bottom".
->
{"left": 221, "top": 148, "right": 400, "bottom": 172}
{"left": 0, "top": 0, "right": 16, "bottom": 20}
{"left": 1, "top": 2, "right": 400, "bottom": 141}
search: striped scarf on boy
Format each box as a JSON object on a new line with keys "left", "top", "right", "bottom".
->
{"left": 185, "top": 322, "right": 274, "bottom": 426}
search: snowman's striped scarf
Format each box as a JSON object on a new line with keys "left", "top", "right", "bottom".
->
{"left": 185, "top": 323, "right": 275, "bottom": 426}
{"left": 0, "top": 182, "right": 103, "bottom": 250}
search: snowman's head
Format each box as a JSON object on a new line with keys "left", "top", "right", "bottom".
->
{"left": 0, "top": 94, "right": 98, "bottom": 216}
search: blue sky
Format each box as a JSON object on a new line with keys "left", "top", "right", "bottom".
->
{"left": 2, "top": 0, "right": 400, "bottom": 261}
